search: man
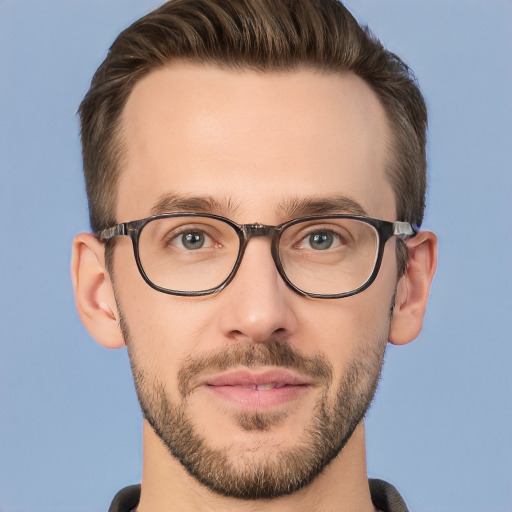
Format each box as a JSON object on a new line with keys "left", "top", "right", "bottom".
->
{"left": 71, "top": 0, "right": 437, "bottom": 510}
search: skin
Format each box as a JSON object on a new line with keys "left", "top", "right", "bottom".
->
{"left": 72, "top": 64, "right": 437, "bottom": 512}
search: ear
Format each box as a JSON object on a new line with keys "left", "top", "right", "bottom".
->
{"left": 389, "top": 231, "right": 437, "bottom": 345}
{"left": 71, "top": 233, "right": 125, "bottom": 349}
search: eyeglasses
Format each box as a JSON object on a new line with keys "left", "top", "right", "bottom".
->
{"left": 99, "top": 213, "right": 416, "bottom": 299}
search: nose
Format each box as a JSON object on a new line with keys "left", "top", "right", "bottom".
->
{"left": 217, "top": 237, "right": 298, "bottom": 343}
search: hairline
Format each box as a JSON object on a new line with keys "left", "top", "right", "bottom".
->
{"left": 106, "top": 61, "right": 401, "bottom": 229}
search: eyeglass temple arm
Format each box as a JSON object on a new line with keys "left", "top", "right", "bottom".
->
{"left": 97, "top": 219, "right": 416, "bottom": 241}
{"left": 99, "top": 224, "right": 127, "bottom": 241}
{"left": 393, "top": 222, "right": 417, "bottom": 237}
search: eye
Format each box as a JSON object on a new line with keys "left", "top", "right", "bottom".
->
{"left": 166, "top": 228, "right": 216, "bottom": 251}
{"left": 179, "top": 231, "right": 206, "bottom": 250}
{"left": 307, "top": 231, "right": 335, "bottom": 250}
{"left": 296, "top": 229, "right": 347, "bottom": 251}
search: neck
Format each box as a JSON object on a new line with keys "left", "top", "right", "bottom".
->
{"left": 136, "top": 421, "right": 377, "bottom": 512}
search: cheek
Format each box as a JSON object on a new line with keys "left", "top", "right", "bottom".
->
{"left": 297, "top": 265, "right": 396, "bottom": 370}
{"left": 112, "top": 244, "right": 215, "bottom": 387}
{"left": 301, "top": 298, "right": 389, "bottom": 358}
{"left": 120, "top": 296, "right": 213, "bottom": 375}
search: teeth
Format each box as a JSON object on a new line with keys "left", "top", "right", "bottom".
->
{"left": 233, "top": 383, "right": 288, "bottom": 390}
{"left": 256, "top": 383, "right": 275, "bottom": 390}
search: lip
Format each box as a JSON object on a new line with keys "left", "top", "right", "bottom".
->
{"left": 200, "top": 369, "right": 312, "bottom": 410}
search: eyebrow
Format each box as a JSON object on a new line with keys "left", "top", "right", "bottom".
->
{"left": 151, "top": 193, "right": 241, "bottom": 216}
{"left": 277, "top": 195, "right": 368, "bottom": 218}
{"left": 151, "top": 192, "right": 367, "bottom": 219}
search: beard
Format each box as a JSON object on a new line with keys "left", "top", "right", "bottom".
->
{"left": 120, "top": 313, "right": 388, "bottom": 500}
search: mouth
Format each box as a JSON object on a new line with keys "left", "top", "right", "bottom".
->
{"left": 200, "top": 369, "right": 312, "bottom": 410}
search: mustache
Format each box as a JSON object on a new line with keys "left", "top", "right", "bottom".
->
{"left": 177, "top": 338, "right": 333, "bottom": 397}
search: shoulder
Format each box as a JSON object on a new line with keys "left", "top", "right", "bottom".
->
{"left": 369, "top": 478, "right": 409, "bottom": 512}
{"left": 108, "top": 484, "right": 141, "bottom": 512}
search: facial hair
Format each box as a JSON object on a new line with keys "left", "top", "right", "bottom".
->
{"left": 120, "top": 312, "right": 389, "bottom": 500}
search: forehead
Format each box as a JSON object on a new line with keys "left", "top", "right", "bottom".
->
{"left": 117, "top": 64, "right": 395, "bottom": 222}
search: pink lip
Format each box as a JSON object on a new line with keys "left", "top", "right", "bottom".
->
{"left": 201, "top": 369, "right": 312, "bottom": 410}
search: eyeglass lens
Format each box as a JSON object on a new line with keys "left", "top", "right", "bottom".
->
{"left": 137, "top": 216, "right": 379, "bottom": 295}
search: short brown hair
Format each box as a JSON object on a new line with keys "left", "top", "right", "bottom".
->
{"left": 79, "top": 0, "right": 427, "bottom": 245}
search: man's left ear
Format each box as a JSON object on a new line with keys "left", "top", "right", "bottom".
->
{"left": 389, "top": 231, "right": 437, "bottom": 345}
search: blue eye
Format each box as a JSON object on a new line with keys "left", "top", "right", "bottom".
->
{"left": 181, "top": 231, "right": 205, "bottom": 250}
{"left": 160, "top": 222, "right": 225, "bottom": 252}
{"left": 308, "top": 232, "right": 334, "bottom": 250}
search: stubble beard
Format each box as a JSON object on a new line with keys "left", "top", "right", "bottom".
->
{"left": 119, "top": 310, "right": 389, "bottom": 501}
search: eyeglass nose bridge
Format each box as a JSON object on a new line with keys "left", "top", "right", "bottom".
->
{"left": 239, "top": 223, "right": 282, "bottom": 263}
{"left": 234, "top": 222, "right": 283, "bottom": 278}
{"left": 241, "top": 223, "right": 275, "bottom": 239}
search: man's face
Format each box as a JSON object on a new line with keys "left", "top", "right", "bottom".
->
{"left": 112, "top": 64, "right": 399, "bottom": 498}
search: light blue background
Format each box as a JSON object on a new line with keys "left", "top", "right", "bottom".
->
{"left": 1, "top": 1, "right": 511, "bottom": 511}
